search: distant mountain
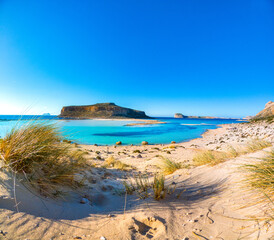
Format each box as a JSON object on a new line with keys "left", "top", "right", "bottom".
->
{"left": 253, "top": 101, "right": 274, "bottom": 120}
{"left": 42, "top": 113, "right": 51, "bottom": 116}
{"left": 59, "top": 103, "right": 151, "bottom": 119}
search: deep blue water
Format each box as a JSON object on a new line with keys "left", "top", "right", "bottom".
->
{"left": 0, "top": 115, "right": 242, "bottom": 145}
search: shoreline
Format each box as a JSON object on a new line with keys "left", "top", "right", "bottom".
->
{"left": 77, "top": 123, "right": 229, "bottom": 147}
{"left": 0, "top": 120, "right": 273, "bottom": 239}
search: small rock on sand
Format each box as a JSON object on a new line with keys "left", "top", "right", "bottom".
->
{"left": 80, "top": 198, "right": 89, "bottom": 204}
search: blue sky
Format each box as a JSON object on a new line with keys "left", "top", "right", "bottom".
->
{"left": 0, "top": 0, "right": 273, "bottom": 117}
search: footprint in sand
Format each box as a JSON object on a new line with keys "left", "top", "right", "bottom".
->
{"left": 130, "top": 217, "right": 166, "bottom": 239}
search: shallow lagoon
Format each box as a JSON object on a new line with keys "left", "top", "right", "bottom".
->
{"left": 0, "top": 116, "right": 241, "bottom": 145}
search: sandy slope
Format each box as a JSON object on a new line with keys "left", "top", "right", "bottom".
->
{"left": 0, "top": 122, "right": 273, "bottom": 240}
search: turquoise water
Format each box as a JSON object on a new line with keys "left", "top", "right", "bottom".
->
{"left": 0, "top": 115, "right": 241, "bottom": 145}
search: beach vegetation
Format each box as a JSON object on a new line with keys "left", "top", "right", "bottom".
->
{"left": 193, "top": 150, "right": 228, "bottom": 166}
{"left": 123, "top": 173, "right": 171, "bottom": 200}
{"left": 193, "top": 139, "right": 272, "bottom": 166}
{"left": 159, "top": 156, "right": 181, "bottom": 175}
{"left": 153, "top": 174, "right": 166, "bottom": 200}
{"left": 243, "top": 149, "right": 274, "bottom": 220}
{"left": 0, "top": 121, "right": 88, "bottom": 197}
{"left": 105, "top": 156, "right": 130, "bottom": 170}
{"left": 123, "top": 174, "right": 150, "bottom": 199}
{"left": 226, "top": 145, "right": 241, "bottom": 158}
{"left": 246, "top": 138, "right": 272, "bottom": 153}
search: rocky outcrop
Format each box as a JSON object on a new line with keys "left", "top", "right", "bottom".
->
{"left": 174, "top": 113, "right": 184, "bottom": 118}
{"left": 60, "top": 103, "right": 151, "bottom": 119}
{"left": 253, "top": 101, "right": 274, "bottom": 119}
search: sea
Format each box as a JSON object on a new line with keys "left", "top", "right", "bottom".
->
{"left": 0, "top": 115, "right": 242, "bottom": 145}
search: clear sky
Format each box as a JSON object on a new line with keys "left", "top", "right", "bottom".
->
{"left": 0, "top": 0, "right": 273, "bottom": 118}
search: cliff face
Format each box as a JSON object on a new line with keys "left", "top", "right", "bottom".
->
{"left": 253, "top": 101, "right": 274, "bottom": 119}
{"left": 60, "top": 103, "right": 151, "bottom": 119}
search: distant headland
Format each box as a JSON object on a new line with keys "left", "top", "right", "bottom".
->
{"left": 59, "top": 103, "right": 151, "bottom": 119}
{"left": 174, "top": 113, "right": 230, "bottom": 119}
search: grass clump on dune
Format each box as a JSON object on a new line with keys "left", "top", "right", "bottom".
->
{"left": 226, "top": 145, "right": 241, "bottom": 158}
{"left": 246, "top": 138, "right": 272, "bottom": 153}
{"left": 105, "top": 156, "right": 131, "bottom": 170}
{"left": 243, "top": 150, "right": 274, "bottom": 220}
{"left": 193, "top": 150, "right": 228, "bottom": 166}
{"left": 244, "top": 150, "right": 274, "bottom": 198}
{"left": 193, "top": 139, "right": 272, "bottom": 166}
{"left": 123, "top": 174, "right": 150, "bottom": 199}
{"left": 0, "top": 121, "right": 88, "bottom": 197}
{"left": 153, "top": 174, "right": 166, "bottom": 200}
{"left": 123, "top": 173, "right": 168, "bottom": 200}
{"left": 159, "top": 156, "right": 181, "bottom": 175}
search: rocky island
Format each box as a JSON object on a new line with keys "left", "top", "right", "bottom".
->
{"left": 60, "top": 102, "right": 151, "bottom": 119}
{"left": 174, "top": 113, "right": 222, "bottom": 119}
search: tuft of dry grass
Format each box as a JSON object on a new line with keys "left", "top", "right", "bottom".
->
{"left": 193, "top": 139, "right": 272, "bottom": 166}
{"left": 243, "top": 150, "right": 274, "bottom": 220}
{"left": 244, "top": 150, "right": 274, "bottom": 198}
{"left": 0, "top": 121, "right": 88, "bottom": 197}
{"left": 105, "top": 156, "right": 131, "bottom": 170}
{"left": 226, "top": 145, "right": 241, "bottom": 158}
{"left": 123, "top": 174, "right": 150, "bottom": 199}
{"left": 153, "top": 174, "right": 166, "bottom": 200}
{"left": 246, "top": 138, "right": 272, "bottom": 153}
{"left": 123, "top": 173, "right": 170, "bottom": 200}
{"left": 159, "top": 156, "right": 181, "bottom": 175}
{"left": 193, "top": 150, "right": 228, "bottom": 166}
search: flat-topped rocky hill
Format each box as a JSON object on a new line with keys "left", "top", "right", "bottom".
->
{"left": 60, "top": 103, "right": 151, "bottom": 119}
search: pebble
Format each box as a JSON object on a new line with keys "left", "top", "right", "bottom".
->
{"left": 100, "top": 237, "right": 106, "bottom": 240}
{"left": 80, "top": 197, "right": 89, "bottom": 204}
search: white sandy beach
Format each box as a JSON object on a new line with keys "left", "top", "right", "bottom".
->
{"left": 0, "top": 121, "right": 273, "bottom": 240}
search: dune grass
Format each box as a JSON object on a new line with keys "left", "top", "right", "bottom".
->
{"left": 226, "top": 145, "right": 241, "bottom": 158}
{"left": 193, "top": 139, "right": 272, "bottom": 166}
{"left": 244, "top": 150, "right": 274, "bottom": 198}
{"left": 153, "top": 173, "right": 166, "bottom": 200}
{"left": 123, "top": 174, "right": 150, "bottom": 199}
{"left": 246, "top": 138, "right": 272, "bottom": 153}
{"left": 243, "top": 150, "right": 274, "bottom": 220}
{"left": 105, "top": 156, "right": 131, "bottom": 170}
{"left": 193, "top": 150, "right": 228, "bottom": 166}
{"left": 159, "top": 156, "right": 181, "bottom": 175}
{"left": 0, "top": 121, "right": 88, "bottom": 197}
{"left": 123, "top": 173, "right": 169, "bottom": 200}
